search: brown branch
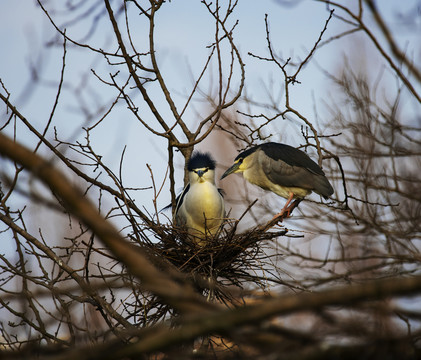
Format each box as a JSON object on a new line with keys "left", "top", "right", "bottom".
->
{"left": 365, "top": 0, "right": 421, "bottom": 84}
{"left": 0, "top": 210, "right": 135, "bottom": 331}
{"left": 317, "top": 0, "right": 421, "bottom": 103}
{"left": 0, "top": 92, "right": 154, "bottom": 228}
{"left": 11, "top": 273, "right": 421, "bottom": 359}
{"left": 103, "top": 0, "right": 184, "bottom": 142}
{"left": 0, "top": 131, "right": 216, "bottom": 315}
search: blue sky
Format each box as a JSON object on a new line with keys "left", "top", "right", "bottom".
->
{"left": 0, "top": 0, "right": 418, "bottom": 222}
{"left": 1, "top": 0, "right": 420, "bottom": 340}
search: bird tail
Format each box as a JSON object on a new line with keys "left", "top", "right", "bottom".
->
{"left": 314, "top": 175, "right": 334, "bottom": 199}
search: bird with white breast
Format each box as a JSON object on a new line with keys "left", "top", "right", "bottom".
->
{"left": 174, "top": 151, "right": 225, "bottom": 243}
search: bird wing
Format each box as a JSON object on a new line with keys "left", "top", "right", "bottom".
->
{"left": 174, "top": 183, "right": 190, "bottom": 216}
{"left": 262, "top": 152, "right": 316, "bottom": 190}
{"left": 261, "top": 143, "right": 326, "bottom": 176}
{"left": 260, "top": 144, "right": 334, "bottom": 197}
{"left": 160, "top": 184, "right": 190, "bottom": 213}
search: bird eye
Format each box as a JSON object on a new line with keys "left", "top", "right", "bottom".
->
{"left": 203, "top": 168, "right": 209, "bottom": 173}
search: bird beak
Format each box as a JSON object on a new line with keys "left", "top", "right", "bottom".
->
{"left": 220, "top": 163, "right": 240, "bottom": 180}
{"left": 196, "top": 169, "right": 205, "bottom": 178}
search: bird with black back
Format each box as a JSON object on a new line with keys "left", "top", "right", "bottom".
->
{"left": 221, "top": 142, "right": 333, "bottom": 223}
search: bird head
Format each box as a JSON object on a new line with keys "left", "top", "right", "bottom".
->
{"left": 221, "top": 146, "right": 261, "bottom": 180}
{"left": 221, "top": 148, "right": 258, "bottom": 180}
{"left": 187, "top": 151, "right": 216, "bottom": 184}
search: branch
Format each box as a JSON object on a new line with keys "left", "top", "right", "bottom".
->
{"left": 0, "top": 131, "right": 216, "bottom": 315}
{"left": 10, "top": 273, "right": 421, "bottom": 359}
{"left": 365, "top": 0, "right": 421, "bottom": 84}
{"left": 103, "top": 0, "right": 182, "bottom": 142}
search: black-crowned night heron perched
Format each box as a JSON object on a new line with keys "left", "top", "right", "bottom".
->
{"left": 174, "top": 151, "right": 225, "bottom": 242}
{"left": 221, "top": 142, "right": 333, "bottom": 219}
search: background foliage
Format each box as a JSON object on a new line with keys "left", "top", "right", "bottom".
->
{"left": 0, "top": 0, "right": 420, "bottom": 358}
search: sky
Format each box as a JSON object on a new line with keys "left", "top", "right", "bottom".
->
{"left": 1, "top": 0, "right": 421, "bottom": 337}
{"left": 1, "top": 1, "right": 421, "bottom": 343}
{"left": 0, "top": 1, "right": 330, "bottom": 200}
{"left": 0, "top": 0, "right": 419, "bottom": 229}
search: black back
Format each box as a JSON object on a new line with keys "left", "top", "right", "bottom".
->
{"left": 236, "top": 142, "right": 326, "bottom": 176}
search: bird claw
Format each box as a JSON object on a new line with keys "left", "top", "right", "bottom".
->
{"left": 260, "top": 199, "right": 302, "bottom": 232}
{"left": 272, "top": 198, "right": 301, "bottom": 220}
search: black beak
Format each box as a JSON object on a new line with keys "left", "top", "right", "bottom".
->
{"left": 220, "top": 163, "right": 240, "bottom": 180}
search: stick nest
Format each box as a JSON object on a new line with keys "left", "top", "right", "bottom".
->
{"left": 137, "top": 218, "right": 289, "bottom": 304}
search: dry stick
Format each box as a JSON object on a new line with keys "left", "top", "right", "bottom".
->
{"left": 365, "top": 0, "right": 421, "bottom": 84}
{"left": 318, "top": 0, "right": 421, "bottom": 103}
{"left": 0, "top": 92, "right": 154, "bottom": 228}
{"left": 24, "top": 270, "right": 421, "bottom": 360}
{"left": 258, "top": 199, "right": 301, "bottom": 232}
{"left": 103, "top": 0, "right": 186, "bottom": 141}
{"left": 0, "top": 212, "right": 134, "bottom": 332}
{"left": 0, "top": 132, "right": 216, "bottom": 315}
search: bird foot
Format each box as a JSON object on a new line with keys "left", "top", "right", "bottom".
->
{"left": 285, "top": 198, "right": 302, "bottom": 216}
{"left": 272, "top": 198, "right": 301, "bottom": 221}
{"left": 260, "top": 199, "right": 302, "bottom": 231}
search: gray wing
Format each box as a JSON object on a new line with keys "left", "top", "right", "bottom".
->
{"left": 261, "top": 151, "right": 313, "bottom": 188}
{"left": 260, "top": 150, "right": 333, "bottom": 197}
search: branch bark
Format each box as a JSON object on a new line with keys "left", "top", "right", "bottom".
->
{"left": 0, "top": 131, "right": 215, "bottom": 315}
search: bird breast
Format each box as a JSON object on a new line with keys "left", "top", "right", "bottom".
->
{"left": 182, "top": 182, "right": 224, "bottom": 232}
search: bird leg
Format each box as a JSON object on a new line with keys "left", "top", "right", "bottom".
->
{"left": 260, "top": 194, "right": 302, "bottom": 232}
{"left": 271, "top": 192, "right": 295, "bottom": 221}
{"left": 285, "top": 198, "right": 302, "bottom": 216}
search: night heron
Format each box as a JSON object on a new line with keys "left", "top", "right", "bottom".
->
{"left": 174, "top": 151, "right": 225, "bottom": 241}
{"left": 220, "top": 142, "right": 333, "bottom": 218}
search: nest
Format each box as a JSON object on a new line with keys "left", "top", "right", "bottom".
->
{"left": 140, "top": 216, "right": 290, "bottom": 305}
{"left": 118, "top": 211, "right": 298, "bottom": 356}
